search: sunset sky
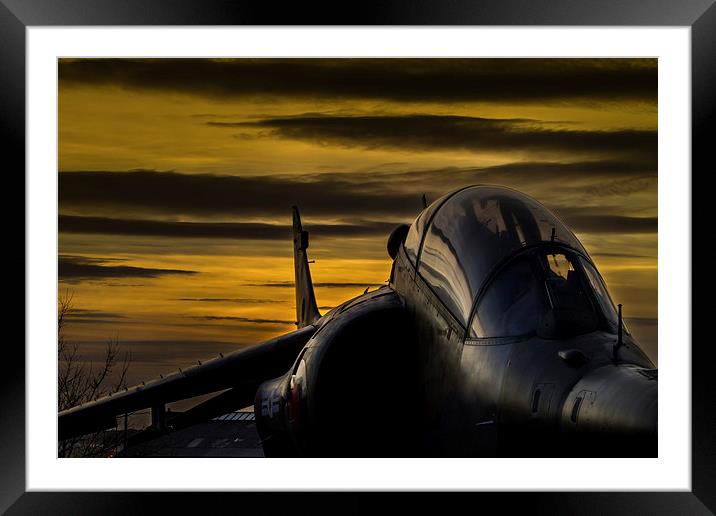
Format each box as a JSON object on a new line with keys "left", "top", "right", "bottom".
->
{"left": 58, "top": 58, "right": 658, "bottom": 385}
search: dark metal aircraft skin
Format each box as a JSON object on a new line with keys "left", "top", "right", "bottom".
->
{"left": 59, "top": 185, "right": 657, "bottom": 457}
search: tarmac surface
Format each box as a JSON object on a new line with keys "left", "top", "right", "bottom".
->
{"left": 118, "top": 411, "right": 264, "bottom": 457}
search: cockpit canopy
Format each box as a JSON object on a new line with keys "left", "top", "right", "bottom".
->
{"left": 403, "top": 186, "right": 618, "bottom": 337}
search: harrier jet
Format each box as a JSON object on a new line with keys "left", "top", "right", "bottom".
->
{"left": 59, "top": 185, "right": 657, "bottom": 457}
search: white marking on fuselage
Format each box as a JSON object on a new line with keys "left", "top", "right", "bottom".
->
{"left": 475, "top": 420, "right": 495, "bottom": 427}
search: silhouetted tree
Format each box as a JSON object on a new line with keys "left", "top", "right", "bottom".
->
{"left": 58, "top": 291, "right": 131, "bottom": 457}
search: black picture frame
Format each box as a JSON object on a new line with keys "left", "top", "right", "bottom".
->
{"left": 3, "top": 1, "right": 714, "bottom": 514}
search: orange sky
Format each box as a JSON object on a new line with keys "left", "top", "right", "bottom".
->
{"left": 58, "top": 58, "right": 658, "bottom": 384}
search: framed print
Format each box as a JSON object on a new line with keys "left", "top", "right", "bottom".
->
{"left": 4, "top": 0, "right": 715, "bottom": 514}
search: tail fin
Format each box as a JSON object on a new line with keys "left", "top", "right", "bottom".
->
{"left": 292, "top": 206, "right": 321, "bottom": 328}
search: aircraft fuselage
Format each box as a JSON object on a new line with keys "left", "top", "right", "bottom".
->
{"left": 391, "top": 243, "right": 656, "bottom": 456}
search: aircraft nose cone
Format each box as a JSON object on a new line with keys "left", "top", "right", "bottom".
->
{"left": 561, "top": 364, "right": 657, "bottom": 456}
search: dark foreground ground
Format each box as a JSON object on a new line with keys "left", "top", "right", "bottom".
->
{"left": 118, "top": 411, "right": 264, "bottom": 457}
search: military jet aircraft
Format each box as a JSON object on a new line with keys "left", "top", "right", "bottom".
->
{"left": 59, "top": 185, "right": 657, "bottom": 457}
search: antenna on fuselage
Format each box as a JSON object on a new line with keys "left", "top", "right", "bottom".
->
{"left": 421, "top": 194, "right": 428, "bottom": 209}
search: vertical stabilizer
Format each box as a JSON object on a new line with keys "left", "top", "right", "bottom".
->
{"left": 292, "top": 206, "right": 321, "bottom": 328}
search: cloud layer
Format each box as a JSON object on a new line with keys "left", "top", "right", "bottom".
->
{"left": 59, "top": 58, "right": 657, "bottom": 104}
{"left": 59, "top": 255, "right": 198, "bottom": 282}
{"left": 230, "top": 114, "right": 656, "bottom": 162}
{"left": 59, "top": 168, "right": 657, "bottom": 235}
{"left": 59, "top": 214, "right": 397, "bottom": 240}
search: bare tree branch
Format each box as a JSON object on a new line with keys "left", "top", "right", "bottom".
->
{"left": 57, "top": 291, "right": 132, "bottom": 457}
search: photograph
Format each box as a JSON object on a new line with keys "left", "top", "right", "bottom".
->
{"left": 56, "top": 57, "right": 658, "bottom": 458}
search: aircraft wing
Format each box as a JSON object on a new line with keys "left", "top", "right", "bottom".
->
{"left": 60, "top": 206, "right": 323, "bottom": 442}
{"left": 58, "top": 325, "right": 315, "bottom": 441}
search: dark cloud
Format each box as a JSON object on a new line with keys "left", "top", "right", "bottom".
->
{"left": 553, "top": 208, "right": 657, "bottom": 234}
{"left": 58, "top": 167, "right": 658, "bottom": 241}
{"left": 65, "top": 308, "right": 126, "bottom": 319}
{"left": 231, "top": 114, "right": 656, "bottom": 160}
{"left": 583, "top": 176, "right": 657, "bottom": 197}
{"left": 68, "top": 340, "right": 249, "bottom": 367}
{"left": 625, "top": 317, "right": 658, "bottom": 325}
{"left": 63, "top": 307, "right": 130, "bottom": 324}
{"left": 244, "top": 281, "right": 383, "bottom": 288}
{"left": 570, "top": 215, "right": 657, "bottom": 234}
{"left": 187, "top": 315, "right": 294, "bottom": 325}
{"left": 59, "top": 255, "right": 198, "bottom": 282}
{"left": 364, "top": 162, "right": 656, "bottom": 205}
{"left": 59, "top": 58, "right": 656, "bottom": 104}
{"left": 64, "top": 318, "right": 134, "bottom": 325}
{"left": 175, "top": 298, "right": 282, "bottom": 304}
{"left": 590, "top": 252, "right": 656, "bottom": 259}
{"left": 59, "top": 215, "right": 398, "bottom": 240}
{"left": 384, "top": 161, "right": 656, "bottom": 190}
{"left": 315, "top": 282, "right": 384, "bottom": 288}
{"left": 59, "top": 169, "right": 420, "bottom": 220}
{"left": 58, "top": 163, "right": 655, "bottom": 222}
